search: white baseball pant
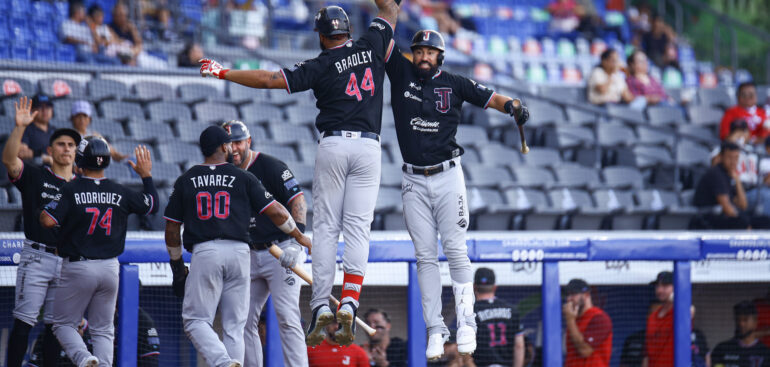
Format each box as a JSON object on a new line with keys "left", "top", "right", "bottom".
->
{"left": 13, "top": 242, "right": 61, "bottom": 326}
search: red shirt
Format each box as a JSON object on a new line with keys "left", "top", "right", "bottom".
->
{"left": 645, "top": 304, "right": 674, "bottom": 367}
{"left": 307, "top": 340, "right": 370, "bottom": 367}
{"left": 720, "top": 105, "right": 768, "bottom": 140}
{"left": 755, "top": 297, "right": 770, "bottom": 348}
{"left": 566, "top": 307, "right": 613, "bottom": 367}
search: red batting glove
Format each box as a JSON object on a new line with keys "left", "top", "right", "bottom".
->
{"left": 199, "top": 58, "right": 229, "bottom": 79}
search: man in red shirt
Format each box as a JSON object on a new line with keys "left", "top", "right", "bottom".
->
{"left": 307, "top": 321, "right": 369, "bottom": 367}
{"left": 563, "top": 279, "right": 613, "bottom": 367}
{"left": 720, "top": 82, "right": 768, "bottom": 141}
{"left": 644, "top": 271, "right": 675, "bottom": 367}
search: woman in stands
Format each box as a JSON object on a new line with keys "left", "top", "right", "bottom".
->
{"left": 588, "top": 49, "right": 638, "bottom": 107}
{"left": 626, "top": 50, "right": 672, "bottom": 106}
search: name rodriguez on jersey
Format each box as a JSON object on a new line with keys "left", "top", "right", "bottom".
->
{"left": 73, "top": 192, "right": 123, "bottom": 206}
{"left": 334, "top": 50, "right": 374, "bottom": 74}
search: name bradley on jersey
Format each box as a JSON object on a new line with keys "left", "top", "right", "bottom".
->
{"left": 74, "top": 192, "right": 123, "bottom": 206}
{"left": 334, "top": 50, "right": 374, "bottom": 74}
{"left": 477, "top": 307, "right": 512, "bottom": 322}
{"left": 190, "top": 174, "right": 236, "bottom": 189}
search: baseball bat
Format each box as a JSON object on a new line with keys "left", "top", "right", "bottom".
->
{"left": 268, "top": 245, "right": 377, "bottom": 336}
{"left": 518, "top": 124, "right": 530, "bottom": 154}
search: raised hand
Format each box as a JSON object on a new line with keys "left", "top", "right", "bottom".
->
{"left": 14, "top": 96, "right": 38, "bottom": 128}
{"left": 128, "top": 145, "right": 153, "bottom": 178}
{"left": 199, "top": 58, "right": 229, "bottom": 79}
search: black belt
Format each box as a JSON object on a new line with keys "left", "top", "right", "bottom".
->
{"left": 68, "top": 255, "right": 90, "bottom": 262}
{"left": 249, "top": 242, "right": 272, "bottom": 251}
{"left": 322, "top": 130, "right": 380, "bottom": 142}
{"left": 403, "top": 161, "right": 456, "bottom": 176}
{"left": 29, "top": 242, "right": 57, "bottom": 254}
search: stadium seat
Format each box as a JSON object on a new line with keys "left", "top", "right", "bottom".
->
{"left": 267, "top": 123, "right": 315, "bottom": 144}
{"left": 555, "top": 126, "right": 595, "bottom": 150}
{"left": 158, "top": 141, "right": 202, "bottom": 164}
{"left": 285, "top": 105, "right": 318, "bottom": 125}
{"left": 176, "top": 121, "right": 212, "bottom": 143}
{"left": 592, "top": 189, "right": 647, "bottom": 229}
{"left": 1, "top": 77, "right": 35, "bottom": 97}
{"left": 698, "top": 87, "right": 733, "bottom": 109}
{"left": 687, "top": 105, "right": 722, "bottom": 127}
{"left": 178, "top": 83, "right": 220, "bottom": 102}
{"left": 296, "top": 142, "right": 317, "bottom": 164}
{"left": 32, "top": 42, "right": 56, "bottom": 62}
{"left": 553, "top": 166, "right": 602, "bottom": 189}
{"left": 637, "top": 126, "right": 675, "bottom": 148}
{"left": 465, "top": 165, "right": 513, "bottom": 188}
{"left": 633, "top": 146, "right": 674, "bottom": 169}
{"left": 526, "top": 100, "right": 566, "bottom": 127}
{"left": 511, "top": 166, "right": 556, "bottom": 189}
{"left": 602, "top": 166, "right": 645, "bottom": 190}
{"left": 461, "top": 148, "right": 482, "bottom": 164}
{"left": 538, "top": 86, "right": 583, "bottom": 103}
{"left": 133, "top": 81, "right": 174, "bottom": 102}
{"left": 504, "top": 187, "right": 564, "bottom": 230}
{"left": 147, "top": 101, "right": 192, "bottom": 123}
{"left": 52, "top": 99, "right": 73, "bottom": 120}
{"left": 100, "top": 101, "right": 144, "bottom": 121}
{"left": 55, "top": 44, "right": 76, "bottom": 63}
{"left": 254, "top": 143, "right": 299, "bottom": 162}
{"left": 128, "top": 120, "right": 174, "bottom": 143}
{"left": 268, "top": 89, "right": 299, "bottom": 106}
{"left": 193, "top": 102, "right": 238, "bottom": 123}
{"left": 676, "top": 140, "right": 710, "bottom": 167}
{"left": 91, "top": 118, "right": 126, "bottom": 141}
{"left": 39, "top": 78, "right": 85, "bottom": 99}
{"left": 88, "top": 79, "right": 129, "bottom": 101}
{"left": 647, "top": 105, "right": 687, "bottom": 126}
{"left": 288, "top": 163, "right": 314, "bottom": 187}
{"left": 548, "top": 188, "right": 609, "bottom": 229}
{"left": 677, "top": 125, "right": 719, "bottom": 146}
{"left": 521, "top": 147, "right": 562, "bottom": 167}
{"left": 229, "top": 83, "right": 270, "bottom": 104}
{"left": 382, "top": 109, "right": 395, "bottom": 127}
{"left": 380, "top": 163, "right": 402, "bottom": 187}
{"left": 606, "top": 104, "right": 646, "bottom": 125}
{"left": 456, "top": 125, "right": 489, "bottom": 148}
{"left": 243, "top": 123, "right": 269, "bottom": 142}
{"left": 105, "top": 163, "right": 136, "bottom": 185}
{"left": 564, "top": 106, "right": 598, "bottom": 126}
{"left": 151, "top": 162, "right": 183, "bottom": 187}
{"left": 478, "top": 144, "right": 522, "bottom": 167}
{"left": 470, "top": 188, "right": 515, "bottom": 230}
{"left": 241, "top": 103, "right": 284, "bottom": 124}
{"left": 0, "top": 117, "right": 14, "bottom": 140}
{"left": 636, "top": 189, "right": 695, "bottom": 229}
{"left": 112, "top": 139, "right": 159, "bottom": 160}
{"left": 597, "top": 124, "right": 636, "bottom": 147}
{"left": 375, "top": 187, "right": 402, "bottom": 214}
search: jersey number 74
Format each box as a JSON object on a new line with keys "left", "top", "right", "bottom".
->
{"left": 345, "top": 67, "right": 375, "bottom": 101}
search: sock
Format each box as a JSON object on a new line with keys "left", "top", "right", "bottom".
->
{"left": 43, "top": 324, "right": 62, "bottom": 367}
{"left": 7, "top": 318, "right": 32, "bottom": 367}
{"left": 453, "top": 281, "right": 476, "bottom": 328}
{"left": 340, "top": 273, "right": 364, "bottom": 308}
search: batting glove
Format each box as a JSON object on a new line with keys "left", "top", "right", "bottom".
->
{"left": 199, "top": 58, "right": 229, "bottom": 79}
{"left": 505, "top": 99, "right": 529, "bottom": 126}
{"left": 278, "top": 240, "right": 303, "bottom": 269}
{"left": 169, "top": 258, "right": 188, "bottom": 298}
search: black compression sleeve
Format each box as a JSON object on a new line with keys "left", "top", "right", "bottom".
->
{"left": 142, "top": 177, "right": 160, "bottom": 214}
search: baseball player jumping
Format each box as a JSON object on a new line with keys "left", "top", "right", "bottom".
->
{"left": 384, "top": 30, "right": 529, "bottom": 360}
{"left": 223, "top": 120, "right": 309, "bottom": 367}
{"left": 163, "top": 126, "right": 311, "bottom": 367}
{"left": 3, "top": 97, "right": 79, "bottom": 367}
{"left": 198, "top": 0, "right": 401, "bottom": 347}
{"left": 40, "top": 136, "right": 159, "bottom": 367}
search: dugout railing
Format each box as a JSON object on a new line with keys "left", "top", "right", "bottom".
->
{"left": 1, "top": 231, "right": 769, "bottom": 367}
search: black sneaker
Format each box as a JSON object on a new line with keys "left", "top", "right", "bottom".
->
{"left": 334, "top": 302, "right": 357, "bottom": 346}
{"left": 305, "top": 305, "right": 334, "bottom": 347}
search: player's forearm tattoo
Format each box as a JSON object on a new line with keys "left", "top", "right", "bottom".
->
{"left": 271, "top": 72, "right": 281, "bottom": 80}
{"left": 290, "top": 195, "right": 307, "bottom": 226}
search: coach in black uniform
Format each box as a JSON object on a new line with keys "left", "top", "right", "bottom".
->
{"left": 711, "top": 301, "right": 770, "bottom": 367}
{"left": 3, "top": 96, "right": 79, "bottom": 367}
{"left": 223, "top": 120, "right": 309, "bottom": 367}
{"left": 163, "top": 126, "right": 311, "bottom": 367}
{"left": 40, "top": 137, "right": 159, "bottom": 367}
{"left": 385, "top": 30, "right": 529, "bottom": 360}
{"left": 198, "top": 0, "right": 401, "bottom": 347}
{"left": 473, "top": 268, "right": 525, "bottom": 367}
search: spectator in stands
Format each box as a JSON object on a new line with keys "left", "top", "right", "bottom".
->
{"left": 642, "top": 14, "right": 676, "bottom": 68}
{"left": 720, "top": 82, "right": 769, "bottom": 141}
{"left": 69, "top": 101, "right": 127, "bottom": 162}
{"left": 643, "top": 271, "right": 675, "bottom": 367}
{"left": 177, "top": 42, "right": 205, "bottom": 68}
{"left": 748, "top": 139, "right": 770, "bottom": 216}
{"left": 626, "top": 50, "right": 671, "bottom": 106}
{"left": 562, "top": 279, "right": 613, "bottom": 367}
{"left": 588, "top": 49, "right": 636, "bottom": 106}
{"left": 86, "top": 5, "right": 122, "bottom": 65}
{"left": 143, "top": 7, "right": 178, "bottom": 42}
{"left": 60, "top": 1, "right": 119, "bottom": 65}
{"left": 574, "top": 0, "right": 601, "bottom": 40}
{"left": 547, "top": 0, "right": 580, "bottom": 37}
{"left": 472, "top": 267, "right": 524, "bottom": 367}
{"left": 307, "top": 321, "right": 369, "bottom": 367}
{"left": 362, "top": 309, "right": 407, "bottom": 367}
{"left": 755, "top": 289, "right": 770, "bottom": 348}
{"left": 710, "top": 301, "right": 770, "bottom": 367}
{"left": 695, "top": 142, "right": 770, "bottom": 229}
{"left": 711, "top": 119, "right": 757, "bottom": 186}
{"left": 109, "top": 2, "right": 167, "bottom": 68}
{"left": 20, "top": 94, "right": 54, "bottom": 162}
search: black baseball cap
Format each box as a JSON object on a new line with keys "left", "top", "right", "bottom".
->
{"left": 49, "top": 128, "right": 81, "bottom": 146}
{"left": 734, "top": 300, "right": 757, "bottom": 317}
{"left": 730, "top": 119, "right": 749, "bottom": 133}
{"left": 474, "top": 268, "right": 495, "bottom": 286}
{"left": 31, "top": 94, "right": 52, "bottom": 109}
{"left": 199, "top": 125, "right": 231, "bottom": 157}
{"left": 565, "top": 279, "right": 590, "bottom": 295}
{"left": 654, "top": 271, "right": 673, "bottom": 285}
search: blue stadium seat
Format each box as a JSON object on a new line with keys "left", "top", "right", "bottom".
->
{"left": 133, "top": 81, "right": 174, "bottom": 102}
{"left": 51, "top": 99, "right": 73, "bottom": 120}
{"left": 549, "top": 188, "right": 609, "bottom": 229}
{"left": 55, "top": 44, "right": 76, "bottom": 63}
{"left": 31, "top": 21, "right": 57, "bottom": 44}
{"left": 112, "top": 139, "right": 159, "bottom": 161}
{"left": 9, "top": 17, "right": 31, "bottom": 44}
{"left": 88, "top": 79, "right": 130, "bottom": 101}
{"left": 592, "top": 189, "right": 646, "bottom": 229}
{"left": 147, "top": 101, "right": 192, "bottom": 123}
{"left": 465, "top": 165, "right": 514, "bottom": 188}
{"left": 193, "top": 102, "right": 238, "bottom": 123}
{"left": 633, "top": 146, "right": 674, "bottom": 169}
{"left": 296, "top": 142, "right": 317, "bottom": 164}
{"left": 100, "top": 101, "right": 144, "bottom": 121}
{"left": 456, "top": 125, "right": 489, "bottom": 148}
{"left": 698, "top": 87, "right": 733, "bottom": 109}
{"left": 243, "top": 123, "right": 269, "bottom": 142}
{"left": 521, "top": 147, "right": 562, "bottom": 167}
{"left": 10, "top": 0, "right": 31, "bottom": 18}
{"left": 128, "top": 120, "right": 175, "bottom": 143}
{"left": 526, "top": 100, "right": 565, "bottom": 126}
{"left": 91, "top": 118, "right": 126, "bottom": 141}
{"left": 254, "top": 143, "right": 299, "bottom": 162}
{"left": 647, "top": 105, "right": 686, "bottom": 126}
{"left": 105, "top": 163, "right": 136, "bottom": 185}
{"left": 178, "top": 83, "right": 220, "bottom": 102}
{"left": 32, "top": 43, "right": 55, "bottom": 61}
{"left": 602, "top": 166, "right": 644, "bottom": 190}
{"left": 637, "top": 126, "right": 675, "bottom": 149}
{"left": 285, "top": 105, "right": 318, "bottom": 125}
{"left": 39, "top": 77, "right": 85, "bottom": 98}
{"left": 240, "top": 103, "right": 284, "bottom": 124}
{"left": 158, "top": 141, "right": 202, "bottom": 164}
{"left": 176, "top": 121, "right": 213, "bottom": 143}
{"left": 267, "top": 123, "right": 315, "bottom": 144}
{"left": 471, "top": 188, "right": 515, "bottom": 230}
{"left": 597, "top": 124, "right": 636, "bottom": 147}
{"left": 151, "top": 162, "right": 183, "bottom": 187}
{"left": 288, "top": 163, "right": 314, "bottom": 187}
{"left": 1, "top": 77, "right": 35, "bottom": 97}
{"left": 478, "top": 144, "right": 522, "bottom": 167}
{"left": 553, "top": 166, "right": 602, "bottom": 189}
{"left": 229, "top": 83, "right": 270, "bottom": 104}
{"left": 511, "top": 166, "right": 556, "bottom": 189}
{"left": 687, "top": 105, "right": 722, "bottom": 127}
{"left": 10, "top": 42, "right": 30, "bottom": 60}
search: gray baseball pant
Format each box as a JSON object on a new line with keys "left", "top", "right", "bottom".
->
{"left": 310, "top": 135, "right": 381, "bottom": 310}
{"left": 13, "top": 242, "right": 61, "bottom": 326}
{"left": 183, "top": 240, "right": 250, "bottom": 367}
{"left": 52, "top": 257, "right": 119, "bottom": 367}
{"left": 243, "top": 239, "right": 308, "bottom": 367}
{"left": 402, "top": 158, "right": 475, "bottom": 337}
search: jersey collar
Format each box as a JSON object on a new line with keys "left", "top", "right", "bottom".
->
{"left": 432, "top": 70, "right": 443, "bottom": 79}
{"left": 81, "top": 176, "right": 106, "bottom": 181}
{"left": 247, "top": 151, "right": 260, "bottom": 169}
{"left": 46, "top": 166, "right": 76, "bottom": 181}
{"left": 328, "top": 39, "right": 353, "bottom": 50}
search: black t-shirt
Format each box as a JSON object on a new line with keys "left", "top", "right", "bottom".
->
{"left": 10, "top": 162, "right": 74, "bottom": 246}
{"left": 620, "top": 329, "right": 646, "bottom": 367}
{"left": 280, "top": 17, "right": 394, "bottom": 134}
{"left": 43, "top": 176, "right": 157, "bottom": 259}
{"left": 711, "top": 338, "right": 770, "bottom": 367}
{"left": 473, "top": 297, "right": 522, "bottom": 366}
{"left": 386, "top": 337, "right": 408, "bottom": 367}
{"left": 164, "top": 163, "right": 276, "bottom": 251}
{"left": 22, "top": 124, "right": 53, "bottom": 158}
{"left": 385, "top": 44, "right": 496, "bottom": 166}
{"left": 137, "top": 308, "right": 160, "bottom": 366}
{"left": 245, "top": 152, "right": 303, "bottom": 244}
{"left": 694, "top": 164, "right": 734, "bottom": 207}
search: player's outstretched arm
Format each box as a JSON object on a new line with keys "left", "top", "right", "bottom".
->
{"left": 199, "top": 58, "right": 287, "bottom": 90}
{"left": 373, "top": 0, "right": 400, "bottom": 28}
{"left": 487, "top": 94, "right": 529, "bottom": 126}
{"left": 263, "top": 203, "right": 312, "bottom": 252}
{"left": 2, "top": 96, "right": 37, "bottom": 179}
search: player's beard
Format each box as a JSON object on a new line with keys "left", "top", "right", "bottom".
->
{"left": 226, "top": 152, "right": 234, "bottom": 164}
{"left": 413, "top": 61, "right": 438, "bottom": 79}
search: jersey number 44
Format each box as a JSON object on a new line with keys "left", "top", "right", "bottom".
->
{"left": 345, "top": 67, "right": 375, "bottom": 101}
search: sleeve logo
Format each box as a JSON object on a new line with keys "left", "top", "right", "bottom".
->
{"left": 265, "top": 191, "right": 273, "bottom": 199}
{"left": 371, "top": 21, "right": 386, "bottom": 31}
{"left": 281, "top": 170, "right": 293, "bottom": 181}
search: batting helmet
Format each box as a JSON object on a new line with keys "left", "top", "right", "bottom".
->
{"left": 411, "top": 30, "right": 445, "bottom": 65}
{"left": 314, "top": 6, "right": 351, "bottom": 37}
{"left": 221, "top": 120, "right": 250, "bottom": 142}
{"left": 76, "top": 136, "right": 111, "bottom": 170}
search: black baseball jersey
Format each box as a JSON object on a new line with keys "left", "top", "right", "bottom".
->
{"left": 473, "top": 297, "right": 522, "bottom": 366}
{"left": 711, "top": 338, "right": 770, "bottom": 367}
{"left": 280, "top": 17, "right": 394, "bottom": 134}
{"left": 10, "top": 162, "right": 75, "bottom": 246}
{"left": 386, "top": 45, "right": 496, "bottom": 166}
{"left": 164, "top": 163, "right": 277, "bottom": 251}
{"left": 245, "top": 152, "right": 303, "bottom": 244}
{"left": 43, "top": 177, "right": 158, "bottom": 259}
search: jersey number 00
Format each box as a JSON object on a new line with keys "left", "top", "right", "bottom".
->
{"left": 196, "top": 192, "right": 231, "bottom": 220}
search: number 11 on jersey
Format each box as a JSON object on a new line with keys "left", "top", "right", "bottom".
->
{"left": 345, "top": 67, "right": 375, "bottom": 101}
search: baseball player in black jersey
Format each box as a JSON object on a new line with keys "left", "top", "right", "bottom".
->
{"left": 472, "top": 268, "right": 524, "bottom": 367}
{"left": 198, "top": 0, "right": 401, "bottom": 348}
{"left": 711, "top": 301, "right": 770, "bottom": 367}
{"left": 39, "top": 136, "right": 159, "bottom": 367}
{"left": 384, "top": 30, "right": 529, "bottom": 360}
{"left": 163, "top": 126, "right": 311, "bottom": 367}
{"left": 222, "top": 120, "right": 309, "bottom": 367}
{"left": 2, "top": 96, "right": 79, "bottom": 367}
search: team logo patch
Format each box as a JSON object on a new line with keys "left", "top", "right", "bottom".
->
{"left": 434, "top": 88, "right": 452, "bottom": 113}
{"left": 285, "top": 276, "right": 296, "bottom": 286}
{"left": 265, "top": 191, "right": 273, "bottom": 199}
{"left": 77, "top": 139, "right": 89, "bottom": 153}
{"left": 96, "top": 157, "right": 104, "bottom": 166}
{"left": 143, "top": 195, "right": 150, "bottom": 206}
{"left": 284, "top": 178, "right": 299, "bottom": 190}
{"left": 457, "top": 218, "right": 467, "bottom": 228}
{"left": 371, "top": 21, "right": 385, "bottom": 31}
{"left": 457, "top": 194, "right": 465, "bottom": 218}
{"left": 282, "top": 170, "right": 293, "bottom": 181}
